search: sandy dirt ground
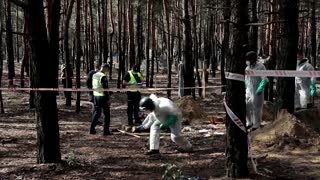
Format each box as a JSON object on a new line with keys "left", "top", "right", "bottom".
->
{"left": 0, "top": 68, "right": 320, "bottom": 179}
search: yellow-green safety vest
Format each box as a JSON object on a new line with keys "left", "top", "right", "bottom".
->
{"left": 128, "top": 71, "right": 142, "bottom": 92}
{"left": 92, "top": 72, "right": 107, "bottom": 96}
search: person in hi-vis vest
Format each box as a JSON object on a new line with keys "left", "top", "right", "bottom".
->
{"left": 90, "top": 63, "right": 112, "bottom": 136}
{"left": 123, "top": 65, "right": 143, "bottom": 125}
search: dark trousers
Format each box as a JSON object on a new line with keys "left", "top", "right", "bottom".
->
{"left": 127, "top": 92, "right": 141, "bottom": 125}
{"left": 90, "top": 96, "right": 110, "bottom": 134}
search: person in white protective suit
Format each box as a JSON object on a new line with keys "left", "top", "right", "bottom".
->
{"left": 139, "top": 94, "right": 192, "bottom": 155}
{"left": 245, "top": 51, "right": 268, "bottom": 130}
{"left": 295, "top": 50, "right": 317, "bottom": 110}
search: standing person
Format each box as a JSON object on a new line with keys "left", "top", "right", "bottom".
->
{"left": 245, "top": 51, "right": 268, "bottom": 131}
{"left": 295, "top": 49, "right": 317, "bottom": 110}
{"left": 90, "top": 63, "right": 112, "bottom": 136}
{"left": 87, "top": 63, "right": 101, "bottom": 103}
{"left": 123, "top": 65, "right": 143, "bottom": 125}
{"left": 139, "top": 94, "right": 192, "bottom": 155}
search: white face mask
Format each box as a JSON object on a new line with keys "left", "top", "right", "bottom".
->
{"left": 246, "top": 61, "right": 251, "bottom": 66}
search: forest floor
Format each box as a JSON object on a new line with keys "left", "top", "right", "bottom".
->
{"left": 0, "top": 67, "right": 320, "bottom": 179}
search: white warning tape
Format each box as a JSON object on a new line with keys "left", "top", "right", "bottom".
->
{"left": 0, "top": 85, "right": 224, "bottom": 92}
{"left": 246, "top": 70, "right": 320, "bottom": 77}
{"left": 223, "top": 101, "right": 247, "bottom": 133}
{"left": 225, "top": 72, "right": 245, "bottom": 82}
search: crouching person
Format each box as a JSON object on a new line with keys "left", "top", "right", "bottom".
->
{"left": 139, "top": 94, "right": 192, "bottom": 155}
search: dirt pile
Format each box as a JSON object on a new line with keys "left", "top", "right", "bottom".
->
{"left": 252, "top": 109, "right": 320, "bottom": 150}
{"left": 175, "top": 96, "right": 207, "bottom": 125}
{"left": 262, "top": 101, "right": 275, "bottom": 122}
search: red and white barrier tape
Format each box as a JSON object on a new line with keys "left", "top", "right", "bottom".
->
{"left": 0, "top": 85, "right": 224, "bottom": 92}
{"left": 225, "top": 72, "right": 245, "bottom": 82}
{"left": 246, "top": 70, "right": 320, "bottom": 77}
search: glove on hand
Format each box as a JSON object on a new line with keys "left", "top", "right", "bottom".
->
{"left": 256, "top": 79, "right": 267, "bottom": 96}
{"left": 310, "top": 81, "right": 317, "bottom": 97}
{"left": 139, "top": 125, "right": 144, "bottom": 131}
{"left": 160, "top": 115, "right": 177, "bottom": 130}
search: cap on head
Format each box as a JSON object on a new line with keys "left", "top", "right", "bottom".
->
{"left": 246, "top": 51, "right": 257, "bottom": 62}
{"left": 132, "top": 64, "right": 140, "bottom": 72}
{"left": 139, "top": 97, "right": 155, "bottom": 111}
{"left": 101, "top": 63, "right": 110, "bottom": 69}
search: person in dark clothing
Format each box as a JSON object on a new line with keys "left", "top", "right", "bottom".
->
{"left": 87, "top": 63, "right": 102, "bottom": 103}
{"left": 90, "top": 63, "right": 112, "bottom": 136}
{"left": 123, "top": 65, "right": 143, "bottom": 125}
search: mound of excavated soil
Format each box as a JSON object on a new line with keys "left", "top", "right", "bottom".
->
{"left": 252, "top": 109, "right": 320, "bottom": 150}
{"left": 262, "top": 101, "right": 275, "bottom": 122}
{"left": 175, "top": 96, "right": 207, "bottom": 125}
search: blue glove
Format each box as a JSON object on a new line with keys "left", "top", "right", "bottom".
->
{"left": 131, "top": 81, "right": 137, "bottom": 85}
{"left": 139, "top": 125, "right": 144, "bottom": 131}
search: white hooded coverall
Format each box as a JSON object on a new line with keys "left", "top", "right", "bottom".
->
{"left": 295, "top": 60, "right": 315, "bottom": 109}
{"left": 148, "top": 94, "right": 192, "bottom": 150}
{"left": 245, "top": 62, "right": 267, "bottom": 129}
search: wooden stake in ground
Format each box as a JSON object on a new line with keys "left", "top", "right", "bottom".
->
{"left": 118, "top": 129, "right": 141, "bottom": 138}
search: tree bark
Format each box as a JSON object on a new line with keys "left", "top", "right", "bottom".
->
{"left": 109, "top": 0, "right": 114, "bottom": 80}
{"left": 102, "top": 0, "right": 108, "bottom": 64}
{"left": 0, "top": 0, "right": 4, "bottom": 114}
{"left": 27, "top": 0, "right": 61, "bottom": 163}
{"left": 145, "top": 0, "right": 152, "bottom": 87}
{"left": 150, "top": 2, "right": 155, "bottom": 88}
{"left": 47, "top": 0, "right": 61, "bottom": 96}
{"left": 225, "top": 0, "right": 249, "bottom": 177}
{"left": 276, "top": 0, "right": 299, "bottom": 114}
{"left": 76, "top": 0, "right": 81, "bottom": 113}
{"left": 250, "top": 0, "right": 258, "bottom": 52}
{"left": 183, "top": 0, "right": 194, "bottom": 96}
{"left": 128, "top": 0, "right": 135, "bottom": 68}
{"left": 117, "top": 0, "right": 122, "bottom": 88}
{"left": 310, "top": 0, "right": 317, "bottom": 68}
{"left": 6, "top": 0, "right": 15, "bottom": 86}
{"left": 136, "top": 0, "right": 143, "bottom": 66}
{"left": 221, "top": 0, "right": 231, "bottom": 93}
{"left": 63, "top": 0, "right": 75, "bottom": 107}
{"left": 163, "top": 0, "right": 172, "bottom": 98}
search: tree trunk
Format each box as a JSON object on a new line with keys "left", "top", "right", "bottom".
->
{"left": 150, "top": 2, "right": 155, "bottom": 88}
{"left": 76, "top": 0, "right": 81, "bottom": 113}
{"left": 267, "top": 0, "right": 278, "bottom": 102}
{"left": 89, "top": 0, "right": 94, "bottom": 71}
{"left": 47, "top": 0, "right": 61, "bottom": 96}
{"left": 97, "top": 0, "right": 103, "bottom": 64}
{"left": 128, "top": 0, "right": 135, "bottom": 68}
{"left": 117, "top": 0, "right": 122, "bottom": 88}
{"left": 310, "top": 0, "right": 317, "bottom": 68}
{"left": 221, "top": 0, "right": 231, "bottom": 93}
{"left": 163, "top": 0, "right": 172, "bottom": 98}
{"left": 102, "top": 0, "right": 108, "bottom": 64}
{"left": 136, "top": 0, "right": 143, "bottom": 66}
{"left": 64, "top": 0, "right": 76, "bottom": 107}
{"left": 6, "top": 0, "right": 15, "bottom": 86}
{"left": 21, "top": 12, "right": 29, "bottom": 89}
{"left": 183, "top": 0, "right": 194, "bottom": 96}
{"left": 250, "top": 0, "right": 258, "bottom": 52}
{"left": 27, "top": 0, "right": 61, "bottom": 163}
{"left": 109, "top": 0, "right": 114, "bottom": 80}
{"left": 145, "top": 0, "right": 152, "bottom": 87}
{"left": 0, "top": 0, "right": 4, "bottom": 114}
{"left": 276, "top": 0, "right": 299, "bottom": 114}
{"left": 225, "top": 0, "right": 249, "bottom": 177}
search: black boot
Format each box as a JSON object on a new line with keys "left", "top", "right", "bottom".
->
{"left": 145, "top": 150, "right": 160, "bottom": 155}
